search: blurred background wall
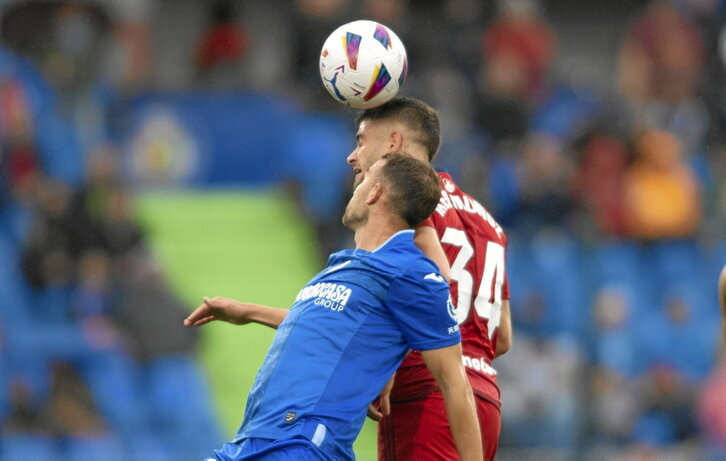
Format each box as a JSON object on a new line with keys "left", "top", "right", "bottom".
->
{"left": 0, "top": 0, "right": 724, "bottom": 459}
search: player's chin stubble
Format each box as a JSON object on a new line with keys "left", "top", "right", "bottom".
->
{"left": 342, "top": 204, "right": 367, "bottom": 230}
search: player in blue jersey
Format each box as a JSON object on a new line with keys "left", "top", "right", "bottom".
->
{"left": 186, "top": 153, "right": 483, "bottom": 461}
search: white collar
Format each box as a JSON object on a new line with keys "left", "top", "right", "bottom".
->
{"left": 371, "top": 229, "right": 414, "bottom": 253}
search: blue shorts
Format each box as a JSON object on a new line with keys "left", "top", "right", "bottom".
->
{"left": 207, "top": 437, "right": 332, "bottom": 461}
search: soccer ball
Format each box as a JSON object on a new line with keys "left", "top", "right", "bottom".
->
{"left": 319, "top": 20, "right": 408, "bottom": 109}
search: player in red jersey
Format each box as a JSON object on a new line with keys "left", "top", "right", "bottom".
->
{"left": 347, "top": 97, "right": 511, "bottom": 461}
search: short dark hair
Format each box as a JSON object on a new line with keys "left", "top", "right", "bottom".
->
{"left": 356, "top": 97, "right": 441, "bottom": 162}
{"left": 379, "top": 153, "right": 441, "bottom": 228}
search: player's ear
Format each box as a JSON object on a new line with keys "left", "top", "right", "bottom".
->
{"left": 366, "top": 182, "right": 383, "bottom": 205}
{"left": 389, "top": 131, "right": 403, "bottom": 151}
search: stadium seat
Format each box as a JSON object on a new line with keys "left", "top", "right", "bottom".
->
{"left": 596, "top": 327, "right": 641, "bottom": 378}
{"left": 285, "top": 114, "right": 353, "bottom": 221}
{"left": 647, "top": 240, "right": 700, "bottom": 288}
{"left": 32, "top": 285, "right": 74, "bottom": 326}
{"left": 0, "top": 433, "right": 57, "bottom": 460}
{"left": 123, "top": 432, "right": 177, "bottom": 461}
{"left": 638, "top": 299, "right": 718, "bottom": 381}
{"left": 631, "top": 412, "right": 677, "bottom": 447}
{"left": 505, "top": 238, "right": 541, "bottom": 336}
{"left": 0, "top": 354, "right": 7, "bottom": 424}
{"left": 593, "top": 241, "right": 641, "bottom": 286}
{"left": 487, "top": 157, "right": 521, "bottom": 227}
{"left": 530, "top": 234, "right": 586, "bottom": 337}
{"left": 0, "top": 202, "right": 32, "bottom": 244}
{"left": 531, "top": 86, "right": 600, "bottom": 140}
{"left": 34, "top": 109, "right": 85, "bottom": 185}
{"left": 64, "top": 434, "right": 124, "bottom": 461}
{"left": 78, "top": 351, "right": 146, "bottom": 437}
{"left": 143, "top": 356, "right": 224, "bottom": 458}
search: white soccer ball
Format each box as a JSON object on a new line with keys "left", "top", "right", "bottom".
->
{"left": 319, "top": 20, "right": 408, "bottom": 109}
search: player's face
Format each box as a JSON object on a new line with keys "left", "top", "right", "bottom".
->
{"left": 347, "top": 119, "right": 392, "bottom": 188}
{"left": 342, "top": 159, "right": 383, "bottom": 230}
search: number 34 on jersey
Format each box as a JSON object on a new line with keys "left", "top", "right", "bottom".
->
{"left": 441, "top": 228, "right": 505, "bottom": 339}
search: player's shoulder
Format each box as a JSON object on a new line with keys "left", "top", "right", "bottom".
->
{"left": 436, "top": 171, "right": 457, "bottom": 192}
{"left": 380, "top": 231, "right": 446, "bottom": 275}
{"left": 431, "top": 172, "right": 508, "bottom": 245}
{"left": 312, "top": 253, "right": 391, "bottom": 304}
{"left": 367, "top": 230, "right": 443, "bottom": 279}
{"left": 321, "top": 230, "right": 427, "bottom": 285}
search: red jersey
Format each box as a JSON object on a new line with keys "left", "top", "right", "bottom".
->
{"left": 390, "top": 172, "right": 510, "bottom": 406}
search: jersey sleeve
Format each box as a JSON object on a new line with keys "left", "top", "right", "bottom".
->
{"left": 385, "top": 271, "right": 461, "bottom": 351}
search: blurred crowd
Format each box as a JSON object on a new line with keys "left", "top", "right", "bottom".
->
{"left": 0, "top": 2, "right": 225, "bottom": 458}
{"left": 0, "top": 0, "right": 724, "bottom": 459}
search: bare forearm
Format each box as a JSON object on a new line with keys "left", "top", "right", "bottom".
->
{"left": 185, "top": 296, "right": 288, "bottom": 329}
{"left": 494, "top": 300, "right": 511, "bottom": 358}
{"left": 244, "top": 303, "right": 288, "bottom": 329}
{"left": 440, "top": 381, "right": 483, "bottom": 461}
{"left": 422, "top": 345, "right": 483, "bottom": 460}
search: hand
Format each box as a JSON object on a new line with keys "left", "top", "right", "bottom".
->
{"left": 184, "top": 296, "right": 252, "bottom": 327}
{"left": 367, "top": 375, "right": 394, "bottom": 421}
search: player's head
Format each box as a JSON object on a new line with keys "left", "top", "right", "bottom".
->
{"left": 342, "top": 152, "right": 441, "bottom": 230}
{"left": 347, "top": 97, "right": 441, "bottom": 187}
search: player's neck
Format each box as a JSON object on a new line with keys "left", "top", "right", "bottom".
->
{"left": 404, "top": 146, "right": 430, "bottom": 165}
{"left": 354, "top": 215, "right": 409, "bottom": 252}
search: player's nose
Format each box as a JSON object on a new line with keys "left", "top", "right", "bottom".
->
{"left": 346, "top": 150, "right": 357, "bottom": 165}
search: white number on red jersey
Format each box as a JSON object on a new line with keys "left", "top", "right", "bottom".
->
{"left": 440, "top": 227, "right": 505, "bottom": 339}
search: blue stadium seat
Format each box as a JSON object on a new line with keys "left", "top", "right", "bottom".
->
{"left": 531, "top": 86, "right": 600, "bottom": 140}
{"left": 647, "top": 240, "right": 700, "bottom": 288}
{"left": 1, "top": 434, "right": 57, "bottom": 460}
{"left": 638, "top": 302, "right": 718, "bottom": 381}
{"left": 529, "top": 234, "right": 586, "bottom": 337}
{"left": 711, "top": 242, "right": 726, "bottom": 272}
{"left": 593, "top": 241, "right": 641, "bottom": 286}
{"left": 77, "top": 351, "right": 146, "bottom": 438}
{"left": 143, "top": 357, "right": 223, "bottom": 458}
{"left": 504, "top": 238, "right": 541, "bottom": 336}
{"left": 596, "top": 326, "right": 641, "bottom": 378}
{"left": 631, "top": 412, "right": 677, "bottom": 447}
{"left": 34, "top": 110, "right": 85, "bottom": 185}
{"left": 64, "top": 434, "right": 124, "bottom": 461}
{"left": 0, "top": 354, "right": 7, "bottom": 424}
{"left": 285, "top": 114, "right": 353, "bottom": 221}
{"left": 637, "top": 309, "right": 672, "bottom": 370}
{"left": 487, "top": 157, "right": 521, "bottom": 227}
{"left": 31, "top": 285, "right": 74, "bottom": 326}
{"left": 124, "top": 432, "right": 176, "bottom": 461}
{"left": 592, "top": 242, "right": 658, "bottom": 324}
{"left": 0, "top": 202, "right": 32, "bottom": 244}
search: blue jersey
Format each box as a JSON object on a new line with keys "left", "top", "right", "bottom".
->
{"left": 234, "top": 230, "right": 460, "bottom": 460}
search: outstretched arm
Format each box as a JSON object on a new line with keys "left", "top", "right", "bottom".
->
{"left": 720, "top": 266, "right": 726, "bottom": 346}
{"left": 183, "top": 296, "right": 288, "bottom": 329}
{"left": 421, "top": 344, "right": 483, "bottom": 461}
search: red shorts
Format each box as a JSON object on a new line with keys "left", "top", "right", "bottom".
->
{"left": 378, "top": 392, "right": 500, "bottom": 461}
